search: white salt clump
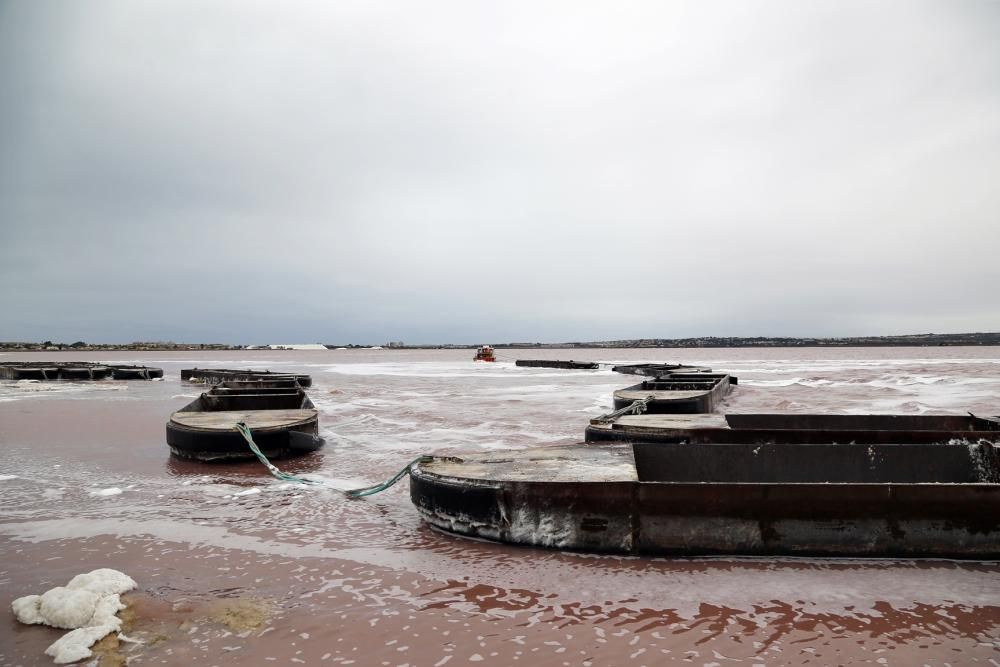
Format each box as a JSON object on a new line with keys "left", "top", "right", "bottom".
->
{"left": 46, "top": 625, "right": 119, "bottom": 664}
{"left": 11, "top": 595, "right": 43, "bottom": 624}
{"left": 38, "top": 588, "right": 102, "bottom": 629}
{"left": 11, "top": 568, "right": 136, "bottom": 664}
{"left": 66, "top": 569, "right": 136, "bottom": 597}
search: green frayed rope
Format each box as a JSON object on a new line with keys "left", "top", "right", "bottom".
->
{"left": 345, "top": 456, "right": 433, "bottom": 498}
{"left": 234, "top": 421, "right": 430, "bottom": 497}
{"left": 234, "top": 422, "right": 318, "bottom": 485}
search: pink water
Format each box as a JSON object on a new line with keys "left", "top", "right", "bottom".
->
{"left": 1, "top": 347, "right": 998, "bottom": 665}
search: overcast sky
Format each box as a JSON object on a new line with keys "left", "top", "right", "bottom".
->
{"left": 1, "top": 1, "right": 998, "bottom": 344}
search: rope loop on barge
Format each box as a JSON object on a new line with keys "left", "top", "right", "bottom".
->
{"left": 590, "top": 395, "right": 656, "bottom": 425}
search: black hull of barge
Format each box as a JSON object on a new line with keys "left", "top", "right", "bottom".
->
{"left": 166, "top": 421, "right": 323, "bottom": 462}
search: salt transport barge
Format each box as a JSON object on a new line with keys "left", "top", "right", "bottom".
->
{"left": 410, "top": 439, "right": 1000, "bottom": 558}
{"left": 0, "top": 362, "right": 163, "bottom": 380}
{"left": 181, "top": 367, "right": 312, "bottom": 387}
{"left": 515, "top": 360, "right": 599, "bottom": 370}
{"left": 612, "top": 363, "right": 712, "bottom": 376}
{"left": 612, "top": 372, "right": 736, "bottom": 414}
{"left": 167, "top": 381, "right": 324, "bottom": 461}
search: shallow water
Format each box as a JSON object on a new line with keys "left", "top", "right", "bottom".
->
{"left": 1, "top": 347, "right": 998, "bottom": 665}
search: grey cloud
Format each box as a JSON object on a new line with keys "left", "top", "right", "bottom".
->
{"left": 1, "top": 1, "right": 998, "bottom": 344}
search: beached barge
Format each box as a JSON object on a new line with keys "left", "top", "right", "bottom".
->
{"left": 613, "top": 373, "right": 735, "bottom": 414}
{"left": 410, "top": 441, "right": 1000, "bottom": 558}
{"left": 167, "top": 385, "right": 323, "bottom": 461}
{"left": 181, "top": 368, "right": 312, "bottom": 387}
{"left": 0, "top": 362, "right": 163, "bottom": 381}
{"left": 587, "top": 412, "right": 1000, "bottom": 444}
{"left": 515, "top": 360, "right": 599, "bottom": 370}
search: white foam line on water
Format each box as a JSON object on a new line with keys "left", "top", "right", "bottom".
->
{"left": 88, "top": 487, "right": 123, "bottom": 497}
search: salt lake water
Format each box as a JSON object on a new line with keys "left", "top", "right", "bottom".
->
{"left": 1, "top": 347, "right": 998, "bottom": 665}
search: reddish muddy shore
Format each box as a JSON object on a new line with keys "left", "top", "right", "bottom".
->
{"left": 1, "top": 348, "right": 998, "bottom": 665}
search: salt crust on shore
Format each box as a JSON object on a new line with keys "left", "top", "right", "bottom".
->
{"left": 11, "top": 568, "right": 136, "bottom": 664}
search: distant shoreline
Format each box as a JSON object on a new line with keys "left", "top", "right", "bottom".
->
{"left": 2, "top": 332, "right": 999, "bottom": 351}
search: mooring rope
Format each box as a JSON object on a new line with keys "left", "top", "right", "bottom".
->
{"left": 234, "top": 422, "right": 318, "bottom": 485}
{"left": 590, "top": 395, "right": 656, "bottom": 424}
{"left": 234, "top": 422, "right": 430, "bottom": 497}
{"left": 344, "top": 456, "right": 433, "bottom": 498}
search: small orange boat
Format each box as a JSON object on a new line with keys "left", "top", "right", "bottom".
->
{"left": 474, "top": 345, "right": 496, "bottom": 362}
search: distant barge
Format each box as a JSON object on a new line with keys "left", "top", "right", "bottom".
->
{"left": 410, "top": 441, "right": 1000, "bottom": 558}
{"left": 181, "top": 368, "right": 312, "bottom": 387}
{"left": 167, "top": 384, "right": 323, "bottom": 461}
{"left": 0, "top": 362, "right": 163, "bottom": 381}
{"left": 515, "top": 360, "right": 599, "bottom": 370}
{"left": 612, "top": 373, "right": 735, "bottom": 414}
{"left": 587, "top": 412, "right": 1000, "bottom": 444}
{"left": 612, "top": 363, "right": 711, "bottom": 376}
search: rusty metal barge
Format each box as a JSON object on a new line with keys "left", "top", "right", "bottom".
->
{"left": 587, "top": 412, "right": 1000, "bottom": 444}
{"left": 181, "top": 367, "right": 312, "bottom": 387}
{"left": 0, "top": 362, "right": 163, "bottom": 380}
{"left": 166, "top": 384, "right": 324, "bottom": 461}
{"left": 515, "top": 360, "right": 599, "bottom": 370}
{"left": 612, "top": 373, "right": 736, "bottom": 414}
{"left": 409, "top": 441, "right": 1000, "bottom": 558}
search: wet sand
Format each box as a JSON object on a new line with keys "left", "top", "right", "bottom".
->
{"left": 1, "top": 348, "right": 999, "bottom": 665}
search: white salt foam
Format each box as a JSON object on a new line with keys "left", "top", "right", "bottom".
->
{"left": 89, "top": 487, "right": 123, "bottom": 497}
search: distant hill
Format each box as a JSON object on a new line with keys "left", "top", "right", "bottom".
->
{"left": 5, "top": 332, "right": 999, "bottom": 351}
{"left": 487, "top": 333, "right": 1000, "bottom": 349}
